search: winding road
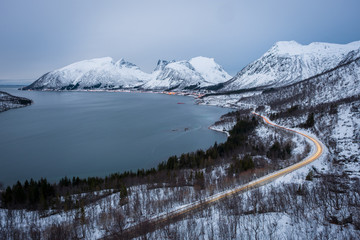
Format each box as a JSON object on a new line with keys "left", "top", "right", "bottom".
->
{"left": 109, "top": 112, "right": 324, "bottom": 239}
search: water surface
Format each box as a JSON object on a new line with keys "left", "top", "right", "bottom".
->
{"left": 0, "top": 87, "right": 229, "bottom": 186}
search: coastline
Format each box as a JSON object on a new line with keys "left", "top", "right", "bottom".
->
{"left": 20, "top": 87, "right": 207, "bottom": 98}
{"left": 208, "top": 126, "right": 230, "bottom": 137}
{"left": 0, "top": 90, "right": 32, "bottom": 113}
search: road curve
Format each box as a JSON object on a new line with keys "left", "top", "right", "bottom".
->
{"left": 110, "top": 112, "right": 324, "bottom": 239}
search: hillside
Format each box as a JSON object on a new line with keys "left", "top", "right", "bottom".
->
{"left": 240, "top": 49, "right": 360, "bottom": 109}
{"left": 219, "top": 40, "right": 360, "bottom": 91}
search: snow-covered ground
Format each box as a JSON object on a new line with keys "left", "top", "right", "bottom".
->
{"left": 141, "top": 178, "right": 359, "bottom": 240}
{"left": 136, "top": 119, "right": 359, "bottom": 240}
{"left": 198, "top": 92, "right": 261, "bottom": 109}
{"left": 269, "top": 101, "right": 360, "bottom": 180}
{"left": 333, "top": 104, "right": 360, "bottom": 162}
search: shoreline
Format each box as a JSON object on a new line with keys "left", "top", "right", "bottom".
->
{"left": 20, "top": 87, "right": 207, "bottom": 98}
{"left": 208, "top": 125, "right": 230, "bottom": 137}
{"left": 0, "top": 90, "right": 32, "bottom": 113}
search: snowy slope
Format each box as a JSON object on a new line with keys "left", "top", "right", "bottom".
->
{"left": 189, "top": 56, "right": 231, "bottom": 85}
{"left": 23, "top": 57, "right": 151, "bottom": 90}
{"left": 142, "top": 57, "right": 231, "bottom": 90}
{"left": 239, "top": 49, "right": 360, "bottom": 109}
{"left": 143, "top": 60, "right": 205, "bottom": 90}
{"left": 221, "top": 40, "right": 360, "bottom": 91}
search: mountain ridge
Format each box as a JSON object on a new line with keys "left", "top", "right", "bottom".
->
{"left": 22, "top": 40, "right": 360, "bottom": 93}
{"left": 23, "top": 56, "right": 231, "bottom": 91}
{"left": 219, "top": 40, "right": 360, "bottom": 91}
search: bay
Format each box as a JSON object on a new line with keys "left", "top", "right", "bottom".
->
{"left": 0, "top": 87, "right": 229, "bottom": 186}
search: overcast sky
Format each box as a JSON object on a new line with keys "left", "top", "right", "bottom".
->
{"left": 1, "top": 0, "right": 360, "bottom": 82}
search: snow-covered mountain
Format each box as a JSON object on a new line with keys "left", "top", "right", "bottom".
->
{"left": 22, "top": 57, "right": 151, "bottom": 90}
{"left": 189, "top": 57, "right": 231, "bottom": 85}
{"left": 143, "top": 60, "right": 205, "bottom": 90}
{"left": 153, "top": 59, "right": 175, "bottom": 72}
{"left": 142, "top": 56, "right": 231, "bottom": 90}
{"left": 238, "top": 48, "right": 360, "bottom": 108}
{"left": 23, "top": 56, "right": 231, "bottom": 91}
{"left": 220, "top": 40, "right": 360, "bottom": 91}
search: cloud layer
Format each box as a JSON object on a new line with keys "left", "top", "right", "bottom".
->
{"left": 1, "top": 0, "right": 360, "bottom": 80}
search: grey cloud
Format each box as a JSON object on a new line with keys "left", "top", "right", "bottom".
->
{"left": 0, "top": 0, "right": 360, "bottom": 80}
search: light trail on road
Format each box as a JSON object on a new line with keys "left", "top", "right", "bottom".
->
{"left": 106, "top": 112, "right": 324, "bottom": 239}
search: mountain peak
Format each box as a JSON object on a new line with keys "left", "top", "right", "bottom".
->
{"left": 23, "top": 57, "right": 151, "bottom": 90}
{"left": 115, "top": 58, "right": 137, "bottom": 68}
{"left": 143, "top": 57, "right": 230, "bottom": 90}
{"left": 189, "top": 56, "right": 231, "bottom": 84}
{"left": 268, "top": 41, "right": 304, "bottom": 56}
{"left": 56, "top": 57, "right": 114, "bottom": 72}
{"left": 274, "top": 40, "right": 300, "bottom": 47}
{"left": 154, "top": 59, "right": 174, "bottom": 72}
{"left": 190, "top": 56, "right": 215, "bottom": 62}
{"left": 189, "top": 56, "right": 217, "bottom": 70}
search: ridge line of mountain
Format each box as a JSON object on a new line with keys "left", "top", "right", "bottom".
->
{"left": 22, "top": 40, "right": 360, "bottom": 93}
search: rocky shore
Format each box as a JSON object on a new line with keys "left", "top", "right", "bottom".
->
{"left": 0, "top": 91, "right": 32, "bottom": 113}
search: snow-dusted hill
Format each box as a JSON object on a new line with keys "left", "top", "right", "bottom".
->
{"left": 23, "top": 56, "right": 231, "bottom": 91}
{"left": 220, "top": 40, "right": 360, "bottom": 91}
{"left": 142, "top": 57, "right": 231, "bottom": 90}
{"left": 22, "top": 57, "right": 152, "bottom": 90}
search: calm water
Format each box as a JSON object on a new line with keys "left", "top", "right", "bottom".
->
{"left": 0, "top": 86, "right": 229, "bottom": 186}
